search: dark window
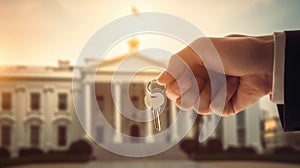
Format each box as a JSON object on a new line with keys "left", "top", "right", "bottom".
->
{"left": 237, "top": 110, "right": 246, "bottom": 127}
{"left": 30, "top": 93, "right": 40, "bottom": 110}
{"left": 58, "top": 126, "right": 67, "bottom": 146}
{"left": 131, "top": 96, "right": 139, "bottom": 108}
{"left": 30, "top": 125, "right": 40, "bottom": 147}
{"left": 236, "top": 111, "right": 246, "bottom": 146}
{"left": 96, "top": 96, "right": 104, "bottom": 111}
{"left": 1, "top": 92, "right": 12, "bottom": 110}
{"left": 96, "top": 126, "right": 104, "bottom": 143}
{"left": 1, "top": 125, "right": 11, "bottom": 147}
{"left": 58, "top": 93, "right": 67, "bottom": 110}
{"left": 237, "top": 128, "right": 246, "bottom": 146}
{"left": 130, "top": 124, "right": 140, "bottom": 143}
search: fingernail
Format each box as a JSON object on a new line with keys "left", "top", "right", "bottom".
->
{"left": 180, "top": 80, "right": 189, "bottom": 89}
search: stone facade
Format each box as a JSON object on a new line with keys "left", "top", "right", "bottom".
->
{"left": 0, "top": 50, "right": 267, "bottom": 157}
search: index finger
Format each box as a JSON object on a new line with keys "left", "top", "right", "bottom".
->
{"left": 157, "top": 71, "right": 174, "bottom": 85}
{"left": 157, "top": 55, "right": 187, "bottom": 85}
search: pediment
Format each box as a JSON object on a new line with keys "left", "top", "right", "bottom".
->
{"left": 84, "top": 52, "right": 167, "bottom": 73}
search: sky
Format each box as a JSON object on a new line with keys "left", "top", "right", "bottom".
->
{"left": 1, "top": 0, "right": 298, "bottom": 117}
{"left": 1, "top": 0, "right": 300, "bottom": 66}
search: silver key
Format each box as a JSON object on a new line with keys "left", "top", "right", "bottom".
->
{"left": 149, "top": 89, "right": 166, "bottom": 131}
{"left": 145, "top": 80, "right": 167, "bottom": 131}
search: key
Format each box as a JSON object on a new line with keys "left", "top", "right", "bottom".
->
{"left": 149, "top": 89, "right": 166, "bottom": 131}
{"left": 144, "top": 80, "right": 167, "bottom": 131}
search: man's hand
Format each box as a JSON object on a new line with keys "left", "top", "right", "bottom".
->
{"left": 157, "top": 35, "right": 274, "bottom": 116}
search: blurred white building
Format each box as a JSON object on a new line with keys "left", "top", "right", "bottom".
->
{"left": 0, "top": 37, "right": 283, "bottom": 157}
{"left": 262, "top": 117, "right": 287, "bottom": 149}
{"left": 0, "top": 61, "right": 84, "bottom": 157}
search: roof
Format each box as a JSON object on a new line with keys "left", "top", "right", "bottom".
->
{"left": 83, "top": 52, "right": 167, "bottom": 74}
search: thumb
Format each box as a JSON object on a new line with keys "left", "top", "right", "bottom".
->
{"left": 157, "top": 54, "right": 187, "bottom": 85}
{"left": 157, "top": 71, "right": 174, "bottom": 85}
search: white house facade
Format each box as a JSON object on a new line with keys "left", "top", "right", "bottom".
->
{"left": 0, "top": 61, "right": 85, "bottom": 157}
{"left": 0, "top": 39, "right": 271, "bottom": 157}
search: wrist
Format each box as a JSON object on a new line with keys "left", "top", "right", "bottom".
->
{"left": 257, "top": 36, "right": 274, "bottom": 76}
{"left": 263, "top": 37, "right": 274, "bottom": 94}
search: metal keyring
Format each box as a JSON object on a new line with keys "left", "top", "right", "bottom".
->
{"left": 146, "top": 79, "right": 166, "bottom": 94}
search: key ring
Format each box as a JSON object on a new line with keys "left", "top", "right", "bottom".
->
{"left": 146, "top": 79, "right": 166, "bottom": 94}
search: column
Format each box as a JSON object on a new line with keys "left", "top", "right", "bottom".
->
{"left": 71, "top": 87, "right": 83, "bottom": 141}
{"left": 184, "top": 110, "right": 197, "bottom": 138}
{"left": 145, "top": 83, "right": 154, "bottom": 143}
{"left": 113, "top": 82, "right": 122, "bottom": 143}
{"left": 170, "top": 101, "right": 179, "bottom": 142}
{"left": 207, "top": 115, "right": 217, "bottom": 138}
{"left": 222, "top": 115, "right": 238, "bottom": 149}
{"left": 15, "top": 87, "right": 25, "bottom": 157}
{"left": 43, "top": 87, "right": 54, "bottom": 150}
{"left": 84, "top": 83, "right": 92, "bottom": 137}
{"left": 245, "top": 103, "right": 262, "bottom": 153}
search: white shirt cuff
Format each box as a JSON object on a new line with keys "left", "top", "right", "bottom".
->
{"left": 271, "top": 32, "right": 285, "bottom": 104}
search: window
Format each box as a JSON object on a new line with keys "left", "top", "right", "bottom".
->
{"left": 1, "top": 125, "right": 11, "bottom": 147}
{"left": 30, "top": 125, "right": 40, "bottom": 147}
{"left": 1, "top": 92, "right": 12, "bottom": 110}
{"left": 237, "top": 110, "right": 246, "bottom": 127}
{"left": 236, "top": 111, "right": 246, "bottom": 146}
{"left": 58, "top": 126, "right": 67, "bottom": 146}
{"left": 237, "top": 128, "right": 246, "bottom": 146}
{"left": 130, "top": 124, "right": 140, "bottom": 143}
{"left": 96, "top": 96, "right": 104, "bottom": 111}
{"left": 58, "top": 93, "right": 67, "bottom": 110}
{"left": 30, "top": 93, "right": 40, "bottom": 110}
{"left": 131, "top": 96, "right": 139, "bottom": 108}
{"left": 96, "top": 126, "right": 104, "bottom": 143}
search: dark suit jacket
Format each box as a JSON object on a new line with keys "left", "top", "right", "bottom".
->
{"left": 277, "top": 30, "right": 300, "bottom": 131}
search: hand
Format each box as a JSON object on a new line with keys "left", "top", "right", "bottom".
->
{"left": 157, "top": 35, "right": 274, "bottom": 116}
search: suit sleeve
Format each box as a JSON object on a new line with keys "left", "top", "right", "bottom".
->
{"left": 278, "top": 30, "right": 300, "bottom": 131}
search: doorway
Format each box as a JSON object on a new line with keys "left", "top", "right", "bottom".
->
{"left": 130, "top": 124, "right": 140, "bottom": 143}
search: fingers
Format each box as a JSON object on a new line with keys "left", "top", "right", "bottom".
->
{"left": 158, "top": 54, "right": 211, "bottom": 112}
{"left": 159, "top": 64, "right": 240, "bottom": 116}
{"left": 176, "top": 74, "right": 240, "bottom": 117}
{"left": 157, "top": 71, "right": 174, "bottom": 85}
{"left": 194, "top": 80, "right": 211, "bottom": 114}
{"left": 166, "top": 81, "right": 180, "bottom": 101}
{"left": 165, "top": 68, "right": 193, "bottom": 101}
{"left": 219, "top": 76, "right": 239, "bottom": 116}
{"left": 175, "top": 76, "right": 204, "bottom": 110}
{"left": 174, "top": 69, "right": 208, "bottom": 111}
{"left": 157, "top": 44, "right": 204, "bottom": 85}
{"left": 157, "top": 52, "right": 197, "bottom": 104}
{"left": 157, "top": 55, "right": 187, "bottom": 85}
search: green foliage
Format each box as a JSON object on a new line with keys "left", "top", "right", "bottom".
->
{"left": 180, "top": 138, "right": 224, "bottom": 155}
{"left": 226, "top": 146, "right": 256, "bottom": 154}
{"left": 0, "top": 147, "right": 10, "bottom": 159}
{"left": 206, "top": 139, "right": 223, "bottom": 154}
{"left": 68, "top": 139, "right": 93, "bottom": 156}
{"left": 18, "top": 148, "right": 45, "bottom": 157}
{"left": 273, "top": 146, "right": 297, "bottom": 155}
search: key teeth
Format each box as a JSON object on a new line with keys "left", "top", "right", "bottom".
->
{"left": 153, "top": 108, "right": 161, "bottom": 131}
{"left": 145, "top": 85, "right": 166, "bottom": 132}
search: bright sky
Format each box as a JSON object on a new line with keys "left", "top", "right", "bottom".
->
{"left": 1, "top": 0, "right": 298, "bottom": 117}
{"left": 1, "top": 0, "right": 300, "bottom": 66}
